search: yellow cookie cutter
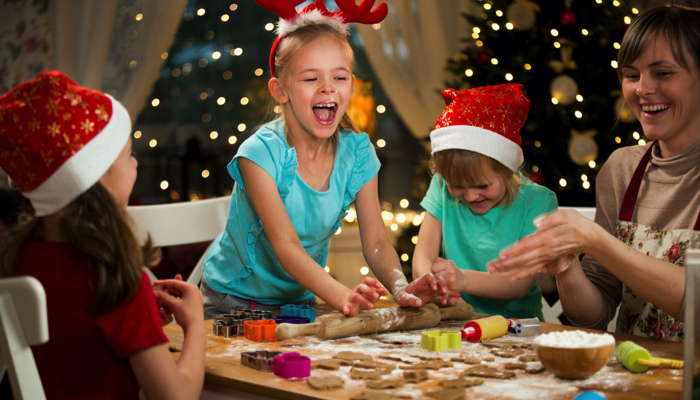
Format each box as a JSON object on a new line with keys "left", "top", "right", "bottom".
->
{"left": 421, "top": 330, "right": 462, "bottom": 352}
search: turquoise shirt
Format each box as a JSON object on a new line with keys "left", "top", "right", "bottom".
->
{"left": 202, "top": 120, "right": 381, "bottom": 304}
{"left": 420, "top": 173, "right": 557, "bottom": 319}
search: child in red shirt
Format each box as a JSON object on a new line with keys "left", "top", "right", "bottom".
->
{"left": 0, "top": 71, "right": 205, "bottom": 400}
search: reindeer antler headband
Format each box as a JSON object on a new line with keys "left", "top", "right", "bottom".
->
{"left": 255, "top": 0, "right": 388, "bottom": 77}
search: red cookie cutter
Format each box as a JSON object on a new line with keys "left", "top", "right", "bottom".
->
{"left": 273, "top": 352, "right": 311, "bottom": 379}
{"left": 244, "top": 319, "right": 278, "bottom": 341}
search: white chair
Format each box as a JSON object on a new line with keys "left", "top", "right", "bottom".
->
{"left": 0, "top": 276, "right": 48, "bottom": 400}
{"left": 127, "top": 196, "right": 231, "bottom": 285}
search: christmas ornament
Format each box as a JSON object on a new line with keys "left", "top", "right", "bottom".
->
{"left": 476, "top": 51, "right": 491, "bottom": 66}
{"left": 550, "top": 75, "right": 579, "bottom": 106}
{"left": 530, "top": 170, "right": 545, "bottom": 184}
{"left": 614, "top": 96, "right": 637, "bottom": 123}
{"left": 506, "top": 1, "right": 539, "bottom": 31}
{"left": 548, "top": 43, "right": 577, "bottom": 74}
{"left": 568, "top": 129, "right": 599, "bottom": 166}
{"left": 560, "top": 8, "right": 577, "bottom": 25}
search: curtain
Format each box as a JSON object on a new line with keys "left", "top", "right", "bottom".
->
{"left": 355, "top": 0, "right": 478, "bottom": 139}
{"left": 0, "top": 0, "right": 186, "bottom": 122}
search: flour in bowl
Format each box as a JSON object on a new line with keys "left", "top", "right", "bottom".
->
{"left": 533, "top": 330, "right": 614, "bottom": 348}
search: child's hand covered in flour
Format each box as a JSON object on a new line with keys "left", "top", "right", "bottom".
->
{"left": 342, "top": 276, "right": 390, "bottom": 317}
{"left": 394, "top": 273, "right": 461, "bottom": 308}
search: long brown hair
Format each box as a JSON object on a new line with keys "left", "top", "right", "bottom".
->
{"left": 267, "top": 22, "right": 361, "bottom": 146}
{"left": 0, "top": 183, "right": 160, "bottom": 315}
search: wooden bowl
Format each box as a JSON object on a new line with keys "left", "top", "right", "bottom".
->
{"left": 534, "top": 342, "right": 614, "bottom": 379}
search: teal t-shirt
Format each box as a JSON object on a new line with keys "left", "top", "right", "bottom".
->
{"left": 420, "top": 173, "right": 558, "bottom": 319}
{"left": 202, "top": 120, "right": 381, "bottom": 304}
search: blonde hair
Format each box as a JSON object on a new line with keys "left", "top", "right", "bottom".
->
{"left": 429, "top": 149, "right": 522, "bottom": 206}
{"left": 617, "top": 4, "right": 700, "bottom": 82}
{"left": 268, "top": 22, "right": 360, "bottom": 145}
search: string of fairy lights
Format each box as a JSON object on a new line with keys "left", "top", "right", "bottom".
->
{"left": 465, "top": 0, "right": 648, "bottom": 193}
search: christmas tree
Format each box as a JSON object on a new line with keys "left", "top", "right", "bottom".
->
{"left": 445, "top": 0, "right": 644, "bottom": 206}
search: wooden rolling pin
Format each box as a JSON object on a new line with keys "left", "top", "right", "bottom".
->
{"left": 275, "top": 302, "right": 474, "bottom": 340}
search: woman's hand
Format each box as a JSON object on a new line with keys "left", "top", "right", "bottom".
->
{"left": 153, "top": 277, "right": 204, "bottom": 331}
{"left": 394, "top": 273, "right": 461, "bottom": 308}
{"left": 487, "top": 209, "right": 596, "bottom": 280}
{"left": 342, "top": 276, "right": 390, "bottom": 316}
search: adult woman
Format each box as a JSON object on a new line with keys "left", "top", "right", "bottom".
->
{"left": 487, "top": 4, "right": 700, "bottom": 341}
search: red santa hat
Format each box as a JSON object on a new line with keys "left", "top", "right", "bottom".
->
{"left": 430, "top": 84, "right": 531, "bottom": 172}
{"left": 254, "top": 0, "right": 388, "bottom": 77}
{"left": 0, "top": 70, "right": 131, "bottom": 216}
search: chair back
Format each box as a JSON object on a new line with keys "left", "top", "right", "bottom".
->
{"left": 0, "top": 276, "right": 48, "bottom": 400}
{"left": 127, "top": 196, "right": 230, "bottom": 285}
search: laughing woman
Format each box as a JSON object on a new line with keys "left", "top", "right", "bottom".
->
{"left": 487, "top": 4, "right": 700, "bottom": 341}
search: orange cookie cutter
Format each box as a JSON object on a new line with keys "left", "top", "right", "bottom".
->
{"left": 244, "top": 319, "right": 278, "bottom": 341}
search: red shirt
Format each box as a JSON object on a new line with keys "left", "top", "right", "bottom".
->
{"left": 15, "top": 241, "right": 168, "bottom": 400}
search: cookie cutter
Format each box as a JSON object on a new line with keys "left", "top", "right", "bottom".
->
{"left": 241, "top": 350, "right": 284, "bottom": 372}
{"left": 273, "top": 315, "right": 310, "bottom": 324}
{"left": 280, "top": 304, "right": 316, "bottom": 322}
{"left": 421, "top": 330, "right": 462, "bottom": 352}
{"left": 244, "top": 319, "right": 278, "bottom": 341}
{"left": 273, "top": 352, "right": 311, "bottom": 379}
{"left": 229, "top": 308, "right": 275, "bottom": 320}
{"left": 213, "top": 314, "right": 245, "bottom": 337}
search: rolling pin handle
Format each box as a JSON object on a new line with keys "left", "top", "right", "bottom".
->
{"left": 460, "top": 326, "right": 476, "bottom": 340}
{"left": 275, "top": 322, "right": 322, "bottom": 340}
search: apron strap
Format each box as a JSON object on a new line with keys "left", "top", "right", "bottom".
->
{"left": 618, "top": 140, "right": 700, "bottom": 230}
{"left": 618, "top": 142, "right": 656, "bottom": 222}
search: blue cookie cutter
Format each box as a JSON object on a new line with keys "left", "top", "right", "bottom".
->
{"left": 280, "top": 304, "right": 316, "bottom": 322}
{"left": 273, "top": 315, "right": 310, "bottom": 324}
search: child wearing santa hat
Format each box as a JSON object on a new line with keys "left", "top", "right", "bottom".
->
{"left": 0, "top": 71, "right": 205, "bottom": 399}
{"left": 412, "top": 84, "right": 558, "bottom": 320}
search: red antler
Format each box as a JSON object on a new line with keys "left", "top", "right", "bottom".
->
{"left": 334, "top": 0, "right": 388, "bottom": 24}
{"left": 254, "top": 0, "right": 307, "bottom": 20}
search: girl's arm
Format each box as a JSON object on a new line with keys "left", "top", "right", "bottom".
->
{"left": 355, "top": 176, "right": 452, "bottom": 307}
{"left": 129, "top": 279, "right": 206, "bottom": 400}
{"left": 239, "top": 158, "right": 382, "bottom": 315}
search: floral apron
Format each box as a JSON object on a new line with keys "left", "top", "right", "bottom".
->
{"left": 614, "top": 141, "right": 700, "bottom": 341}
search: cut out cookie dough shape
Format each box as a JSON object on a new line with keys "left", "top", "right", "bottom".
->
{"left": 426, "top": 388, "right": 466, "bottom": 400}
{"left": 400, "top": 360, "right": 453, "bottom": 370}
{"left": 519, "top": 354, "right": 538, "bottom": 362}
{"left": 379, "top": 353, "right": 420, "bottom": 364}
{"left": 307, "top": 376, "right": 344, "bottom": 390}
{"left": 460, "top": 365, "right": 516, "bottom": 380}
{"left": 334, "top": 351, "right": 373, "bottom": 362}
{"left": 404, "top": 369, "right": 429, "bottom": 383}
{"left": 311, "top": 359, "right": 348, "bottom": 370}
{"left": 491, "top": 348, "right": 525, "bottom": 358}
{"left": 367, "top": 378, "right": 407, "bottom": 389}
{"left": 439, "top": 378, "right": 484, "bottom": 389}
{"left": 450, "top": 354, "right": 495, "bottom": 364}
{"left": 351, "top": 391, "right": 394, "bottom": 400}
{"left": 481, "top": 340, "right": 532, "bottom": 350}
{"left": 525, "top": 363, "right": 546, "bottom": 374}
{"left": 351, "top": 368, "right": 392, "bottom": 380}
{"left": 504, "top": 362, "right": 527, "bottom": 370}
{"left": 355, "top": 361, "right": 396, "bottom": 371}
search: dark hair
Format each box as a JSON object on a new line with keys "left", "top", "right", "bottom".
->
{"left": 429, "top": 149, "right": 522, "bottom": 206}
{"left": 617, "top": 4, "right": 700, "bottom": 82}
{"left": 0, "top": 182, "right": 160, "bottom": 315}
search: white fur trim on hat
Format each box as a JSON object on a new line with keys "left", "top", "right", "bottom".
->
{"left": 430, "top": 125, "right": 524, "bottom": 172}
{"left": 23, "top": 95, "right": 131, "bottom": 216}
{"left": 277, "top": 9, "right": 349, "bottom": 36}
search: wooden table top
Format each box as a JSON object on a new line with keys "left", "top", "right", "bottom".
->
{"left": 163, "top": 301, "right": 683, "bottom": 400}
